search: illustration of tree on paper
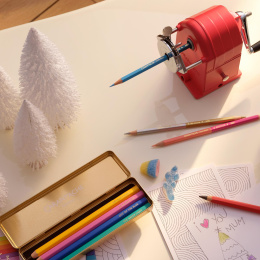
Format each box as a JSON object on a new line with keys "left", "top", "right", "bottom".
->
{"left": 187, "top": 204, "right": 260, "bottom": 260}
{"left": 218, "top": 231, "right": 255, "bottom": 260}
{"left": 19, "top": 28, "right": 80, "bottom": 130}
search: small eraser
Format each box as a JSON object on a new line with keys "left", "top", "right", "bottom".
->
{"left": 140, "top": 159, "right": 160, "bottom": 178}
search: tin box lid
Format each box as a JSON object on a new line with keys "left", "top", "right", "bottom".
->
{"left": 0, "top": 151, "right": 130, "bottom": 248}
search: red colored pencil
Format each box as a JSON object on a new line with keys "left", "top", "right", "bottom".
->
{"left": 199, "top": 196, "right": 260, "bottom": 214}
{"left": 152, "top": 115, "right": 260, "bottom": 147}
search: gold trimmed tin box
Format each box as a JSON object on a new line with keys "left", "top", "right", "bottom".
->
{"left": 0, "top": 151, "right": 153, "bottom": 260}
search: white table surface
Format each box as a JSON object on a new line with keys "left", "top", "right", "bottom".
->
{"left": 1, "top": 0, "right": 260, "bottom": 259}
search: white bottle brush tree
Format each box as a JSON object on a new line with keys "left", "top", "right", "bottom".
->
{"left": 13, "top": 100, "right": 57, "bottom": 170}
{"left": 0, "top": 66, "right": 21, "bottom": 130}
{"left": 19, "top": 28, "right": 80, "bottom": 130}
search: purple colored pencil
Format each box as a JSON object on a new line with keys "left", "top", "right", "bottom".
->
{"left": 38, "top": 191, "right": 145, "bottom": 260}
{"left": 0, "top": 251, "right": 19, "bottom": 260}
{"left": 9, "top": 257, "right": 20, "bottom": 260}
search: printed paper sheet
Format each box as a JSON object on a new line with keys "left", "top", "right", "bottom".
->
{"left": 149, "top": 165, "right": 229, "bottom": 260}
{"left": 149, "top": 163, "right": 255, "bottom": 260}
{"left": 79, "top": 234, "right": 129, "bottom": 260}
{"left": 187, "top": 182, "right": 260, "bottom": 260}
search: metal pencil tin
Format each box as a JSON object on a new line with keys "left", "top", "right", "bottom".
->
{"left": 0, "top": 151, "right": 153, "bottom": 259}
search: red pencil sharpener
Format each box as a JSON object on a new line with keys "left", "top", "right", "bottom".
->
{"left": 157, "top": 5, "right": 260, "bottom": 99}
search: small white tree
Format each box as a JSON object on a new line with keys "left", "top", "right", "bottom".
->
{"left": 13, "top": 100, "right": 57, "bottom": 170}
{"left": 0, "top": 172, "right": 7, "bottom": 209}
{"left": 19, "top": 28, "right": 80, "bottom": 130}
{"left": 0, "top": 66, "right": 21, "bottom": 130}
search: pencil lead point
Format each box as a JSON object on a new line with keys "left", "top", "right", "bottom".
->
{"left": 152, "top": 141, "right": 164, "bottom": 147}
{"left": 109, "top": 84, "right": 115, "bottom": 87}
{"left": 124, "top": 130, "right": 137, "bottom": 136}
{"left": 199, "top": 196, "right": 207, "bottom": 200}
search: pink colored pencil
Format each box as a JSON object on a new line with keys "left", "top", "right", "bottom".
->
{"left": 38, "top": 190, "right": 145, "bottom": 260}
{"left": 152, "top": 115, "right": 260, "bottom": 147}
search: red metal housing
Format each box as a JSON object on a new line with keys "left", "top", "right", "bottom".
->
{"left": 176, "top": 5, "right": 243, "bottom": 99}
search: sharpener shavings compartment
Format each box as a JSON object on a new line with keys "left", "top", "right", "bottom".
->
{"left": 0, "top": 151, "right": 153, "bottom": 260}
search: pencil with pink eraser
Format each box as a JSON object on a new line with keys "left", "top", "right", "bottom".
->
{"left": 38, "top": 190, "right": 145, "bottom": 260}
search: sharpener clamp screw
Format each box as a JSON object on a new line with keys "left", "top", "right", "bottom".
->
{"left": 220, "top": 72, "right": 229, "bottom": 82}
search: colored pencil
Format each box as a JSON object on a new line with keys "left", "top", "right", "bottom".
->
{"left": 8, "top": 257, "right": 19, "bottom": 260}
{"left": 49, "top": 197, "right": 148, "bottom": 260}
{"left": 110, "top": 42, "right": 191, "bottom": 87}
{"left": 125, "top": 116, "right": 245, "bottom": 135}
{"left": 0, "top": 247, "right": 18, "bottom": 255}
{"left": 199, "top": 196, "right": 260, "bottom": 214}
{"left": 152, "top": 115, "right": 260, "bottom": 147}
{"left": 0, "top": 239, "right": 10, "bottom": 245}
{"left": 0, "top": 251, "right": 19, "bottom": 260}
{"left": 31, "top": 185, "right": 140, "bottom": 258}
{"left": 38, "top": 191, "right": 145, "bottom": 260}
{"left": 63, "top": 202, "right": 151, "bottom": 260}
{"left": 0, "top": 243, "right": 14, "bottom": 250}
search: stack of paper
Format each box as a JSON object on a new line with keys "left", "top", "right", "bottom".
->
{"left": 149, "top": 164, "right": 259, "bottom": 260}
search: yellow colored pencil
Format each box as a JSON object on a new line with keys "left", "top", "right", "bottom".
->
{"left": 31, "top": 185, "right": 140, "bottom": 258}
{"left": 0, "top": 239, "right": 10, "bottom": 245}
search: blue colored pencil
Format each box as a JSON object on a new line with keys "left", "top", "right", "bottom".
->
{"left": 49, "top": 197, "right": 148, "bottom": 260}
{"left": 110, "top": 42, "right": 191, "bottom": 87}
{"left": 63, "top": 202, "right": 151, "bottom": 260}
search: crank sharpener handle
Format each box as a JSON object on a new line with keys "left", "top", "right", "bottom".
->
{"left": 236, "top": 11, "right": 260, "bottom": 53}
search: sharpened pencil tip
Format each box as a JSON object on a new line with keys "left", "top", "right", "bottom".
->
{"left": 152, "top": 141, "right": 164, "bottom": 147}
{"left": 112, "top": 78, "right": 123, "bottom": 87}
{"left": 124, "top": 130, "right": 137, "bottom": 136}
{"left": 109, "top": 79, "right": 123, "bottom": 87}
{"left": 199, "top": 196, "right": 207, "bottom": 200}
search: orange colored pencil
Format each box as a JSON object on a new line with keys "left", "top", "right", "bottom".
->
{"left": 0, "top": 243, "right": 14, "bottom": 250}
{"left": 199, "top": 196, "right": 260, "bottom": 214}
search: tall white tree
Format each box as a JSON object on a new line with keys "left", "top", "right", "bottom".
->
{"left": 19, "top": 28, "right": 80, "bottom": 130}
{"left": 0, "top": 172, "right": 7, "bottom": 209}
{"left": 13, "top": 100, "right": 57, "bottom": 170}
{"left": 0, "top": 66, "right": 21, "bottom": 130}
